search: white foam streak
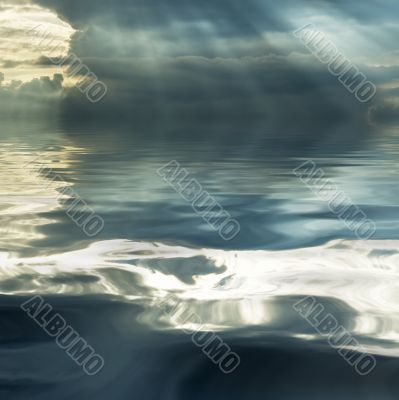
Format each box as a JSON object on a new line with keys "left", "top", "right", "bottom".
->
{"left": 1, "top": 238, "right": 399, "bottom": 355}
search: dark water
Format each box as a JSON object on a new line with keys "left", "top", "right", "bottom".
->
{"left": 2, "top": 122, "right": 399, "bottom": 399}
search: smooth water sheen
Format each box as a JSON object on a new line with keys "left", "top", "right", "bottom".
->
{"left": 2, "top": 124, "right": 399, "bottom": 399}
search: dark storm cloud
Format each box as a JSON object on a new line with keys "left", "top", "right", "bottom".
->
{"left": 369, "top": 100, "right": 399, "bottom": 127}
{"left": 32, "top": 0, "right": 293, "bottom": 60}
{"left": 33, "top": 0, "right": 286, "bottom": 35}
{"left": 56, "top": 54, "right": 372, "bottom": 141}
{"left": 56, "top": 56, "right": 369, "bottom": 133}
{"left": 24, "top": 0, "right": 399, "bottom": 130}
{"left": 32, "top": 0, "right": 399, "bottom": 33}
{"left": 315, "top": 0, "right": 399, "bottom": 23}
{"left": 0, "top": 73, "right": 63, "bottom": 119}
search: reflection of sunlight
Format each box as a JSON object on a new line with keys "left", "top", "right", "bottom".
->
{"left": 1, "top": 237, "right": 399, "bottom": 356}
{"left": 0, "top": 143, "right": 85, "bottom": 251}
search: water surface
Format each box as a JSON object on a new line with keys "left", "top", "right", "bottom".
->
{"left": 2, "top": 123, "right": 399, "bottom": 399}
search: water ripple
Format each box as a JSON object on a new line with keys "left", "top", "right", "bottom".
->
{"left": 1, "top": 238, "right": 399, "bottom": 356}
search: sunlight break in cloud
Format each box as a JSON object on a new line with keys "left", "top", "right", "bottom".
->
{"left": 0, "top": 1, "right": 74, "bottom": 83}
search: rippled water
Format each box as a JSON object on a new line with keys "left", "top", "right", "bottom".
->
{"left": 2, "top": 123, "right": 399, "bottom": 399}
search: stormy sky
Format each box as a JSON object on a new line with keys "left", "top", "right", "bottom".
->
{"left": 1, "top": 0, "right": 399, "bottom": 128}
